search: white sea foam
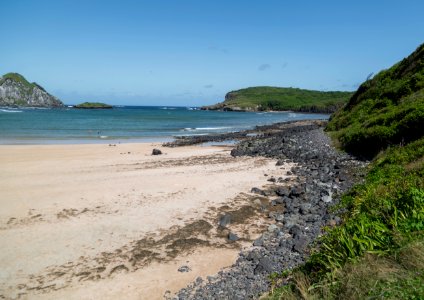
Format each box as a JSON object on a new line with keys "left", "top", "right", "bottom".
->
{"left": 181, "top": 127, "right": 231, "bottom": 131}
{"left": 0, "top": 109, "right": 23, "bottom": 113}
{"left": 195, "top": 127, "right": 231, "bottom": 130}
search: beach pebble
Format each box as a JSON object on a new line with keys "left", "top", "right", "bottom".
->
{"left": 254, "top": 257, "right": 275, "bottom": 274}
{"left": 218, "top": 214, "right": 231, "bottom": 227}
{"left": 250, "top": 187, "right": 266, "bottom": 195}
{"left": 267, "top": 224, "right": 278, "bottom": 232}
{"left": 152, "top": 148, "right": 162, "bottom": 155}
{"left": 178, "top": 265, "right": 191, "bottom": 273}
{"left": 228, "top": 232, "right": 239, "bottom": 241}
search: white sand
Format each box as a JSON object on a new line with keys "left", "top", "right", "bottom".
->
{"left": 0, "top": 143, "right": 291, "bottom": 299}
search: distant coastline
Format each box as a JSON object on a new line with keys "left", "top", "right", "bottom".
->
{"left": 201, "top": 86, "right": 353, "bottom": 113}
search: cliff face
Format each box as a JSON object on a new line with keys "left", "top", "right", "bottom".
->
{"left": 0, "top": 73, "right": 63, "bottom": 107}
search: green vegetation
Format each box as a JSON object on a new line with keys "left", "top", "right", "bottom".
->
{"left": 327, "top": 43, "right": 424, "bottom": 158}
{"left": 264, "top": 44, "right": 424, "bottom": 299}
{"left": 0, "top": 72, "right": 42, "bottom": 94}
{"left": 74, "top": 102, "right": 113, "bottom": 109}
{"left": 202, "top": 86, "right": 353, "bottom": 113}
{"left": 265, "top": 141, "right": 424, "bottom": 299}
{"left": 0, "top": 72, "right": 48, "bottom": 94}
{"left": 0, "top": 73, "right": 32, "bottom": 87}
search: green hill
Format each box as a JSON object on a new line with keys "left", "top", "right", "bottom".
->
{"left": 202, "top": 86, "right": 353, "bottom": 113}
{"left": 265, "top": 44, "right": 424, "bottom": 299}
{"left": 327, "top": 43, "right": 424, "bottom": 158}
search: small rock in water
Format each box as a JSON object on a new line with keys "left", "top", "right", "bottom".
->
{"left": 152, "top": 148, "right": 162, "bottom": 155}
{"left": 178, "top": 265, "right": 191, "bottom": 273}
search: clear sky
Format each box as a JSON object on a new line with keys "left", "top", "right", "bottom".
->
{"left": 1, "top": 0, "right": 423, "bottom": 106}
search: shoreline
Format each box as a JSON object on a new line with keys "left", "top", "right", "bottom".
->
{"left": 0, "top": 137, "right": 176, "bottom": 146}
{"left": 0, "top": 120, "right": 365, "bottom": 299}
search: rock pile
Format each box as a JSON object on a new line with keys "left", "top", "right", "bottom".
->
{"left": 174, "top": 121, "right": 367, "bottom": 299}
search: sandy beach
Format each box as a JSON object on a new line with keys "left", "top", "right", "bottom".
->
{"left": 0, "top": 142, "right": 292, "bottom": 299}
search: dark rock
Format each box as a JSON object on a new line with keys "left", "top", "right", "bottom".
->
{"left": 299, "top": 203, "right": 312, "bottom": 214}
{"left": 276, "top": 160, "right": 285, "bottom": 166}
{"left": 274, "top": 214, "right": 284, "bottom": 222}
{"left": 289, "top": 224, "right": 302, "bottom": 238}
{"left": 254, "top": 257, "right": 274, "bottom": 274}
{"left": 290, "top": 186, "right": 304, "bottom": 197}
{"left": 268, "top": 224, "right": 278, "bottom": 232}
{"left": 293, "top": 236, "right": 309, "bottom": 253}
{"left": 178, "top": 265, "right": 191, "bottom": 273}
{"left": 219, "top": 214, "right": 232, "bottom": 227}
{"left": 267, "top": 177, "right": 276, "bottom": 182}
{"left": 284, "top": 214, "right": 303, "bottom": 228}
{"left": 251, "top": 187, "right": 266, "bottom": 196}
{"left": 228, "top": 232, "right": 239, "bottom": 241}
{"left": 304, "top": 214, "right": 322, "bottom": 222}
{"left": 275, "top": 187, "right": 290, "bottom": 197}
{"left": 246, "top": 250, "right": 262, "bottom": 262}
{"left": 253, "top": 236, "right": 264, "bottom": 247}
{"left": 279, "top": 238, "right": 294, "bottom": 249}
{"left": 152, "top": 148, "right": 162, "bottom": 155}
{"left": 274, "top": 197, "right": 286, "bottom": 205}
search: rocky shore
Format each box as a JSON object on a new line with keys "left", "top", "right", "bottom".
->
{"left": 171, "top": 120, "right": 367, "bottom": 299}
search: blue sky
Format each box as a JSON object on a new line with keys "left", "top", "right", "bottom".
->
{"left": 1, "top": 1, "right": 423, "bottom": 106}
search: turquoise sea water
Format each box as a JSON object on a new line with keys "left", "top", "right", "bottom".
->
{"left": 0, "top": 106, "right": 329, "bottom": 144}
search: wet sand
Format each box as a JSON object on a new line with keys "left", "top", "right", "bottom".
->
{"left": 0, "top": 142, "right": 292, "bottom": 299}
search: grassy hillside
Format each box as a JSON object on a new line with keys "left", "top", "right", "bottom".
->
{"left": 202, "top": 86, "right": 353, "bottom": 113}
{"left": 0, "top": 72, "right": 41, "bottom": 92}
{"left": 327, "top": 43, "right": 424, "bottom": 158}
{"left": 265, "top": 44, "right": 424, "bottom": 299}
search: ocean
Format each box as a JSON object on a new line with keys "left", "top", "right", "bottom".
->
{"left": 0, "top": 106, "right": 329, "bottom": 144}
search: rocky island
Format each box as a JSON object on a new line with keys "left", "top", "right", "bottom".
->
{"left": 0, "top": 73, "right": 63, "bottom": 107}
{"left": 74, "top": 102, "right": 113, "bottom": 109}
